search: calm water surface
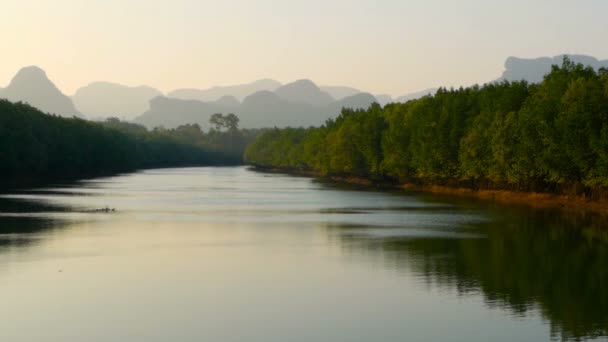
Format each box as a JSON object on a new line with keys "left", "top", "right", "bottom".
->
{"left": 0, "top": 167, "right": 607, "bottom": 342}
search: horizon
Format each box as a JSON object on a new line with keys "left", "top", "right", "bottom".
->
{"left": 2, "top": 0, "right": 607, "bottom": 96}
{"left": 2, "top": 52, "right": 606, "bottom": 99}
{"left": 3, "top": 2, "right": 608, "bottom": 341}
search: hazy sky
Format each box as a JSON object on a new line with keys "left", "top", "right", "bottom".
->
{"left": 1, "top": 0, "right": 607, "bottom": 96}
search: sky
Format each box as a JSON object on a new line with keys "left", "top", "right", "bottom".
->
{"left": 1, "top": 0, "right": 607, "bottom": 97}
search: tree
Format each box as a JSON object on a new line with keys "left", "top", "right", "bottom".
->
{"left": 224, "top": 113, "right": 240, "bottom": 131}
{"left": 244, "top": 59, "right": 608, "bottom": 197}
{"left": 209, "top": 113, "right": 240, "bottom": 131}
{"left": 0, "top": 99, "right": 258, "bottom": 188}
{"left": 210, "top": 113, "right": 225, "bottom": 131}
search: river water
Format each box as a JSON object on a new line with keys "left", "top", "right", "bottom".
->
{"left": 0, "top": 167, "right": 606, "bottom": 342}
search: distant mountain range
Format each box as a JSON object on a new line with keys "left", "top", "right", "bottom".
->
{"left": 135, "top": 80, "right": 378, "bottom": 129}
{"left": 1, "top": 54, "right": 606, "bottom": 128}
{"left": 395, "top": 88, "right": 438, "bottom": 103}
{"left": 499, "top": 54, "right": 608, "bottom": 83}
{"left": 72, "top": 82, "right": 162, "bottom": 120}
{"left": 0, "top": 66, "right": 81, "bottom": 117}
{"left": 168, "top": 79, "right": 282, "bottom": 102}
{"left": 320, "top": 86, "right": 361, "bottom": 100}
{"left": 274, "top": 80, "right": 335, "bottom": 106}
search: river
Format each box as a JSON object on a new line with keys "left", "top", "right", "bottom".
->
{"left": 0, "top": 166, "right": 606, "bottom": 342}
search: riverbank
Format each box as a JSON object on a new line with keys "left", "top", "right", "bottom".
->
{"left": 398, "top": 183, "right": 608, "bottom": 213}
{"left": 0, "top": 162, "right": 244, "bottom": 193}
{"left": 250, "top": 166, "right": 608, "bottom": 214}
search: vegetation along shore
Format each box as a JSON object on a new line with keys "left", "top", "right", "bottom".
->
{"left": 245, "top": 59, "right": 608, "bottom": 212}
{"left": 0, "top": 100, "right": 259, "bottom": 189}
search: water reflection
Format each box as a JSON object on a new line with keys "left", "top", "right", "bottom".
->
{"left": 0, "top": 195, "right": 78, "bottom": 251}
{"left": 329, "top": 205, "right": 608, "bottom": 341}
{"left": 0, "top": 168, "right": 607, "bottom": 342}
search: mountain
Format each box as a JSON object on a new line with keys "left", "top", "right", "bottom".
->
{"left": 327, "top": 93, "right": 378, "bottom": 113}
{"left": 135, "top": 92, "right": 313, "bottom": 130}
{"left": 0, "top": 66, "right": 81, "bottom": 117}
{"left": 214, "top": 95, "right": 240, "bottom": 107}
{"left": 320, "top": 86, "right": 361, "bottom": 100}
{"left": 499, "top": 54, "right": 608, "bottom": 83}
{"left": 274, "top": 79, "right": 335, "bottom": 106}
{"left": 375, "top": 94, "right": 394, "bottom": 106}
{"left": 395, "top": 88, "right": 438, "bottom": 103}
{"left": 168, "top": 79, "right": 282, "bottom": 102}
{"left": 240, "top": 90, "right": 284, "bottom": 109}
{"left": 135, "top": 83, "right": 378, "bottom": 130}
{"left": 239, "top": 91, "right": 323, "bottom": 127}
{"left": 134, "top": 96, "right": 228, "bottom": 130}
{"left": 72, "top": 82, "right": 162, "bottom": 119}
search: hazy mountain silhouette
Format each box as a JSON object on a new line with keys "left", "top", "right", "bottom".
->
{"left": 132, "top": 96, "right": 227, "bottom": 129}
{"left": 168, "top": 79, "right": 282, "bottom": 102}
{"left": 499, "top": 54, "right": 608, "bottom": 83}
{"left": 9, "top": 53, "right": 607, "bottom": 125}
{"left": 274, "top": 80, "right": 334, "bottom": 106}
{"left": 239, "top": 90, "right": 322, "bottom": 127}
{"left": 240, "top": 90, "right": 284, "bottom": 108}
{"left": 0, "top": 66, "right": 81, "bottom": 117}
{"left": 72, "top": 82, "right": 162, "bottom": 119}
{"left": 135, "top": 80, "right": 378, "bottom": 129}
{"left": 214, "top": 95, "right": 240, "bottom": 107}
{"left": 327, "top": 93, "right": 378, "bottom": 113}
{"left": 395, "top": 88, "right": 438, "bottom": 103}
{"left": 136, "top": 92, "right": 313, "bottom": 129}
{"left": 389, "top": 55, "right": 608, "bottom": 104}
{"left": 375, "top": 94, "right": 394, "bottom": 106}
{"left": 320, "top": 86, "right": 361, "bottom": 100}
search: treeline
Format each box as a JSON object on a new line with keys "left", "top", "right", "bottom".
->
{"left": 0, "top": 99, "right": 257, "bottom": 187}
{"left": 100, "top": 117, "right": 260, "bottom": 165}
{"left": 245, "top": 59, "right": 608, "bottom": 197}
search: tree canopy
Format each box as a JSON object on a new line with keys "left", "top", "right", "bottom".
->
{"left": 210, "top": 113, "right": 240, "bottom": 131}
{"left": 0, "top": 101, "right": 257, "bottom": 187}
{"left": 245, "top": 58, "right": 608, "bottom": 197}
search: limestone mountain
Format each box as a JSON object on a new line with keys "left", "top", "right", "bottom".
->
{"left": 327, "top": 93, "right": 379, "bottom": 113}
{"left": 375, "top": 94, "right": 394, "bottom": 106}
{"left": 168, "top": 79, "right": 282, "bottom": 102}
{"left": 395, "top": 88, "right": 438, "bottom": 103}
{"left": 214, "top": 95, "right": 240, "bottom": 107}
{"left": 499, "top": 54, "right": 608, "bottom": 83}
{"left": 72, "top": 81, "right": 162, "bottom": 119}
{"left": 320, "top": 86, "right": 361, "bottom": 100}
{"left": 239, "top": 91, "right": 321, "bottom": 128}
{"left": 135, "top": 83, "right": 378, "bottom": 130}
{"left": 274, "top": 80, "right": 335, "bottom": 106}
{"left": 0, "top": 66, "right": 81, "bottom": 117}
{"left": 133, "top": 96, "right": 228, "bottom": 130}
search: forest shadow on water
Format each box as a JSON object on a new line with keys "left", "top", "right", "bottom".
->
{"left": 0, "top": 194, "right": 83, "bottom": 253}
{"left": 323, "top": 195, "right": 608, "bottom": 342}
{"left": 1, "top": 168, "right": 607, "bottom": 342}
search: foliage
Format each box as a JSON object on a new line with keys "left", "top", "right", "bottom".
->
{"left": 245, "top": 58, "right": 608, "bottom": 196}
{"left": 0, "top": 101, "right": 258, "bottom": 186}
{"left": 209, "top": 113, "right": 240, "bottom": 131}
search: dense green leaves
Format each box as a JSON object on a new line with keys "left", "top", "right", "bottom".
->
{"left": 0, "top": 100, "right": 257, "bottom": 187}
{"left": 245, "top": 59, "right": 608, "bottom": 196}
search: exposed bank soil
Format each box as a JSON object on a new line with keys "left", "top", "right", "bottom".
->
{"left": 398, "top": 183, "right": 608, "bottom": 213}
{"left": 251, "top": 166, "right": 608, "bottom": 214}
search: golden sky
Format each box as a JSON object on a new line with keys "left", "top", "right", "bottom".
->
{"left": 1, "top": 0, "right": 607, "bottom": 96}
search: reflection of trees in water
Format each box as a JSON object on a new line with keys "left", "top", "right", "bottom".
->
{"left": 0, "top": 197, "right": 73, "bottom": 251}
{"left": 0, "top": 217, "right": 59, "bottom": 249}
{"left": 329, "top": 208, "right": 608, "bottom": 341}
